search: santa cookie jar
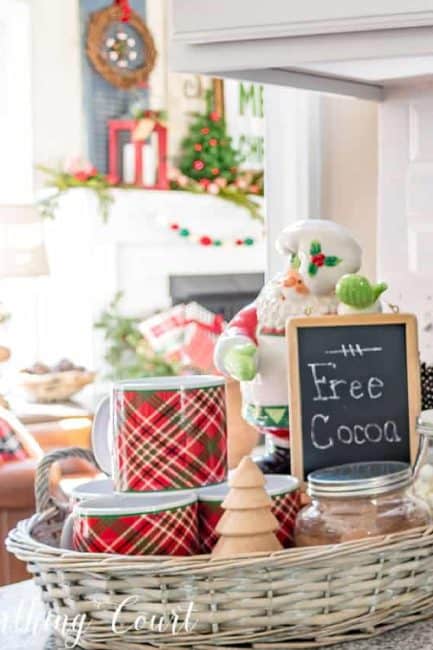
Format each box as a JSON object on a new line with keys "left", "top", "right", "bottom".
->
{"left": 214, "top": 219, "right": 362, "bottom": 473}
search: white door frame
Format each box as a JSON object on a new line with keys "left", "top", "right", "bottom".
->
{"left": 264, "top": 85, "right": 323, "bottom": 277}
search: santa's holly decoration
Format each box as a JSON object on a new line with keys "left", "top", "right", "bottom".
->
{"left": 308, "top": 240, "right": 341, "bottom": 276}
{"left": 214, "top": 219, "right": 377, "bottom": 473}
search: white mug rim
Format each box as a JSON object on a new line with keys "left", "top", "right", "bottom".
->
{"left": 74, "top": 492, "right": 197, "bottom": 516}
{"left": 266, "top": 474, "right": 299, "bottom": 496}
{"left": 72, "top": 478, "right": 115, "bottom": 501}
{"left": 71, "top": 479, "right": 201, "bottom": 501}
{"left": 112, "top": 374, "right": 224, "bottom": 391}
{"left": 198, "top": 474, "right": 299, "bottom": 502}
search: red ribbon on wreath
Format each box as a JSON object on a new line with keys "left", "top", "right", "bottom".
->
{"left": 115, "top": 0, "right": 132, "bottom": 22}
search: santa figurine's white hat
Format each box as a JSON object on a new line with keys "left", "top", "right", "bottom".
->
{"left": 276, "top": 219, "right": 362, "bottom": 296}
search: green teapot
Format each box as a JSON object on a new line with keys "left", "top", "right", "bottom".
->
{"left": 336, "top": 274, "right": 388, "bottom": 314}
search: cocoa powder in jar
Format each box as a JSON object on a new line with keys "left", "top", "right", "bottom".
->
{"left": 295, "top": 462, "right": 431, "bottom": 547}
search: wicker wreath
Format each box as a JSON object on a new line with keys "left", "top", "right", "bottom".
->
{"left": 86, "top": 5, "right": 157, "bottom": 90}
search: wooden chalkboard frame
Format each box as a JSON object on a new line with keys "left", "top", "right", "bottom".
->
{"left": 287, "top": 313, "right": 420, "bottom": 483}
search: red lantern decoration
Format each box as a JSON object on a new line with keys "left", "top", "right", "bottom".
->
{"left": 108, "top": 117, "right": 168, "bottom": 190}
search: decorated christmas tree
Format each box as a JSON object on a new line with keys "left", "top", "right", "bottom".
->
{"left": 212, "top": 456, "right": 283, "bottom": 558}
{"left": 179, "top": 90, "right": 241, "bottom": 184}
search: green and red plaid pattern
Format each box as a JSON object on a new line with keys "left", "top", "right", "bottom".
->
{"left": 73, "top": 502, "right": 199, "bottom": 556}
{"left": 114, "top": 385, "right": 227, "bottom": 492}
{"left": 273, "top": 490, "right": 302, "bottom": 547}
{"left": 198, "top": 489, "right": 301, "bottom": 553}
{"left": 198, "top": 499, "right": 223, "bottom": 553}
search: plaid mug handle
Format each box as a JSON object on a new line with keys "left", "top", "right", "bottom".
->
{"left": 35, "top": 447, "right": 98, "bottom": 513}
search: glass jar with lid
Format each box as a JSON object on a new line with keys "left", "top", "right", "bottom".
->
{"left": 413, "top": 410, "right": 433, "bottom": 511}
{"left": 295, "top": 461, "right": 430, "bottom": 547}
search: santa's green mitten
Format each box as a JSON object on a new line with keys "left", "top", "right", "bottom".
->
{"left": 224, "top": 343, "right": 258, "bottom": 381}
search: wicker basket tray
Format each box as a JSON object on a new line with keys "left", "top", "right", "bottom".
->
{"left": 6, "top": 447, "right": 433, "bottom": 649}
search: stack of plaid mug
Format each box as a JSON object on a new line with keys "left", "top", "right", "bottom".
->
{"left": 61, "top": 375, "right": 300, "bottom": 556}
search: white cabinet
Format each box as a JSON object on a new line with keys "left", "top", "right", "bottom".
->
{"left": 172, "top": 0, "right": 433, "bottom": 43}
{"left": 169, "top": 0, "right": 433, "bottom": 100}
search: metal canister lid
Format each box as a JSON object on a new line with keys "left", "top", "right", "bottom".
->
{"left": 308, "top": 461, "right": 412, "bottom": 499}
{"left": 417, "top": 410, "right": 433, "bottom": 438}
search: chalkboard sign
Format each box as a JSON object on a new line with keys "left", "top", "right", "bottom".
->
{"left": 287, "top": 314, "right": 420, "bottom": 483}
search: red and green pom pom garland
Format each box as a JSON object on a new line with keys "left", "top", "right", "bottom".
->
{"left": 169, "top": 223, "right": 256, "bottom": 247}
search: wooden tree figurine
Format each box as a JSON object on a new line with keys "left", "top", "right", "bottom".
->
{"left": 212, "top": 456, "right": 283, "bottom": 558}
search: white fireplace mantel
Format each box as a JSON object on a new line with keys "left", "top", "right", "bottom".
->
{"left": 15, "top": 188, "right": 265, "bottom": 372}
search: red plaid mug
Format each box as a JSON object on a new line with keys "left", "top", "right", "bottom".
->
{"left": 198, "top": 474, "right": 300, "bottom": 553}
{"left": 92, "top": 376, "right": 228, "bottom": 492}
{"left": 61, "top": 493, "right": 200, "bottom": 556}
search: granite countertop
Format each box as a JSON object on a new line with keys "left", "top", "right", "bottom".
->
{"left": 2, "top": 580, "right": 433, "bottom": 650}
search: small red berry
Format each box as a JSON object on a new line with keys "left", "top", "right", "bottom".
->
{"left": 193, "top": 160, "right": 205, "bottom": 171}
{"left": 235, "top": 239, "right": 244, "bottom": 246}
{"left": 201, "top": 127, "right": 210, "bottom": 135}
{"left": 211, "top": 167, "right": 220, "bottom": 176}
{"left": 209, "top": 138, "right": 217, "bottom": 146}
{"left": 194, "top": 143, "right": 202, "bottom": 151}
{"left": 312, "top": 253, "right": 326, "bottom": 267}
{"left": 170, "top": 223, "right": 180, "bottom": 230}
{"left": 210, "top": 111, "right": 220, "bottom": 122}
{"left": 199, "top": 236, "right": 212, "bottom": 246}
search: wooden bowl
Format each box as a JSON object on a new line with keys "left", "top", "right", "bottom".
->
{"left": 18, "top": 370, "right": 95, "bottom": 403}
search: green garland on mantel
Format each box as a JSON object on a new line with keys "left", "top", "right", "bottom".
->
{"left": 37, "top": 164, "right": 116, "bottom": 222}
{"left": 169, "top": 170, "right": 264, "bottom": 223}
{"left": 37, "top": 164, "right": 264, "bottom": 224}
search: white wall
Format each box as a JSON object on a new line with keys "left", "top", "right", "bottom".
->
{"left": 321, "top": 95, "right": 378, "bottom": 281}
{"left": 264, "top": 88, "right": 378, "bottom": 281}
{"left": 378, "top": 80, "right": 433, "bottom": 362}
{"left": 0, "top": 0, "right": 33, "bottom": 203}
{"left": 264, "top": 86, "right": 322, "bottom": 277}
{"left": 31, "top": 0, "right": 85, "bottom": 186}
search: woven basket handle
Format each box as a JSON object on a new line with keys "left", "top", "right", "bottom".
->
{"left": 35, "top": 447, "right": 98, "bottom": 513}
